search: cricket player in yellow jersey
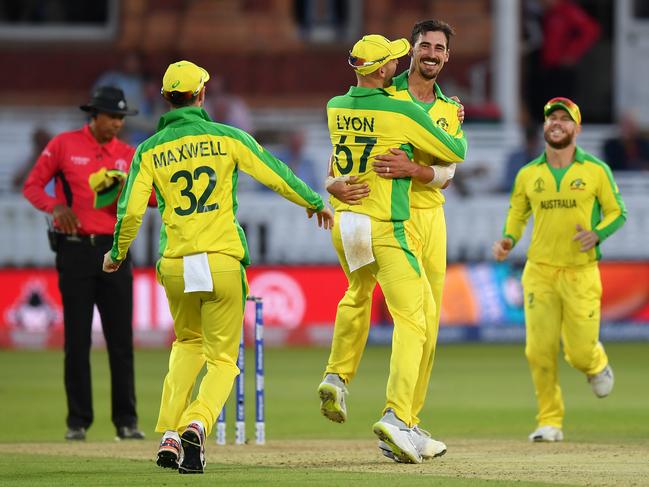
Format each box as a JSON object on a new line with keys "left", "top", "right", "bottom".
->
{"left": 103, "top": 60, "right": 333, "bottom": 474}
{"left": 324, "top": 20, "right": 463, "bottom": 463}
{"left": 492, "top": 97, "right": 626, "bottom": 442}
{"left": 318, "top": 34, "right": 466, "bottom": 464}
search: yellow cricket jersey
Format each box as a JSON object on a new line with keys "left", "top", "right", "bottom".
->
{"left": 385, "top": 71, "right": 464, "bottom": 209}
{"left": 327, "top": 85, "right": 467, "bottom": 221}
{"left": 111, "top": 107, "right": 324, "bottom": 265}
{"left": 504, "top": 146, "right": 626, "bottom": 266}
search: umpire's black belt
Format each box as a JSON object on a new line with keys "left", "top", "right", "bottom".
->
{"left": 61, "top": 234, "right": 114, "bottom": 246}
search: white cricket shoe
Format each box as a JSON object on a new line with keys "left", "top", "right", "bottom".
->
{"left": 588, "top": 364, "right": 614, "bottom": 398}
{"left": 372, "top": 409, "right": 422, "bottom": 464}
{"left": 411, "top": 425, "right": 447, "bottom": 458}
{"left": 528, "top": 425, "right": 564, "bottom": 442}
{"left": 318, "top": 373, "right": 348, "bottom": 423}
{"left": 378, "top": 425, "right": 446, "bottom": 462}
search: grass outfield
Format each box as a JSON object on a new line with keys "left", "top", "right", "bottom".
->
{"left": 0, "top": 343, "right": 648, "bottom": 485}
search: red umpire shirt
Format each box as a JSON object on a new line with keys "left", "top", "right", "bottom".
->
{"left": 23, "top": 124, "right": 135, "bottom": 235}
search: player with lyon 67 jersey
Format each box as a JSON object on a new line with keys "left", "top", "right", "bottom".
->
{"left": 320, "top": 34, "right": 466, "bottom": 464}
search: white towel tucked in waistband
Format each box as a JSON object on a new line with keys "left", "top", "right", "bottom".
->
{"left": 183, "top": 252, "right": 213, "bottom": 293}
{"left": 339, "top": 211, "right": 375, "bottom": 273}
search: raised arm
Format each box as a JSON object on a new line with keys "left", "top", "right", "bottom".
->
{"left": 234, "top": 130, "right": 333, "bottom": 229}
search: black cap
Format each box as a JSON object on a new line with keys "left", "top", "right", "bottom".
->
{"left": 80, "top": 86, "right": 138, "bottom": 116}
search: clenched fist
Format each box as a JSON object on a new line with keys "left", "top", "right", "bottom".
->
{"left": 492, "top": 238, "right": 513, "bottom": 261}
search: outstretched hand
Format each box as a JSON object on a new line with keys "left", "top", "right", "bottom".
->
{"left": 573, "top": 224, "right": 599, "bottom": 251}
{"left": 307, "top": 207, "right": 334, "bottom": 230}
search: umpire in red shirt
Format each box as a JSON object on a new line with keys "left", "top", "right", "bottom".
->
{"left": 23, "top": 86, "right": 145, "bottom": 441}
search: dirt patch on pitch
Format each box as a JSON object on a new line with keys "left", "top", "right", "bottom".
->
{"left": 3, "top": 438, "right": 648, "bottom": 486}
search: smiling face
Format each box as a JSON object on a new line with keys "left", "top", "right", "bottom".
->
{"left": 543, "top": 109, "right": 580, "bottom": 149}
{"left": 411, "top": 30, "right": 450, "bottom": 81}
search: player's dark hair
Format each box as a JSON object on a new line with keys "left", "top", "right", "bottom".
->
{"left": 162, "top": 90, "right": 198, "bottom": 108}
{"left": 411, "top": 19, "right": 455, "bottom": 50}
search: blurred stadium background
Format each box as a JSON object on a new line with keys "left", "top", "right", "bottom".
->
{"left": 1, "top": 0, "right": 649, "bottom": 349}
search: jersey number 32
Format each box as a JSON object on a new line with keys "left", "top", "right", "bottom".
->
{"left": 170, "top": 165, "right": 219, "bottom": 216}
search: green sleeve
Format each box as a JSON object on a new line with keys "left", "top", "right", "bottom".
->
{"left": 502, "top": 170, "right": 531, "bottom": 246}
{"left": 399, "top": 101, "right": 467, "bottom": 162}
{"left": 593, "top": 162, "right": 627, "bottom": 241}
{"left": 111, "top": 146, "right": 154, "bottom": 261}
{"left": 234, "top": 130, "right": 324, "bottom": 211}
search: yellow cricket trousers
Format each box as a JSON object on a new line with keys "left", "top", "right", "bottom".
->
{"left": 155, "top": 252, "right": 248, "bottom": 436}
{"left": 325, "top": 211, "right": 435, "bottom": 426}
{"left": 522, "top": 261, "right": 608, "bottom": 428}
{"left": 324, "top": 206, "right": 446, "bottom": 426}
{"left": 409, "top": 206, "right": 446, "bottom": 425}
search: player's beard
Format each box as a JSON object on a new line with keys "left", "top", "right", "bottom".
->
{"left": 416, "top": 57, "right": 443, "bottom": 81}
{"left": 544, "top": 129, "right": 574, "bottom": 150}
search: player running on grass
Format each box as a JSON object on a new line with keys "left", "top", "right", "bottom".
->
{"left": 319, "top": 34, "right": 466, "bottom": 464}
{"left": 103, "top": 60, "right": 333, "bottom": 474}
{"left": 492, "top": 97, "right": 626, "bottom": 442}
{"left": 321, "top": 20, "right": 464, "bottom": 462}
